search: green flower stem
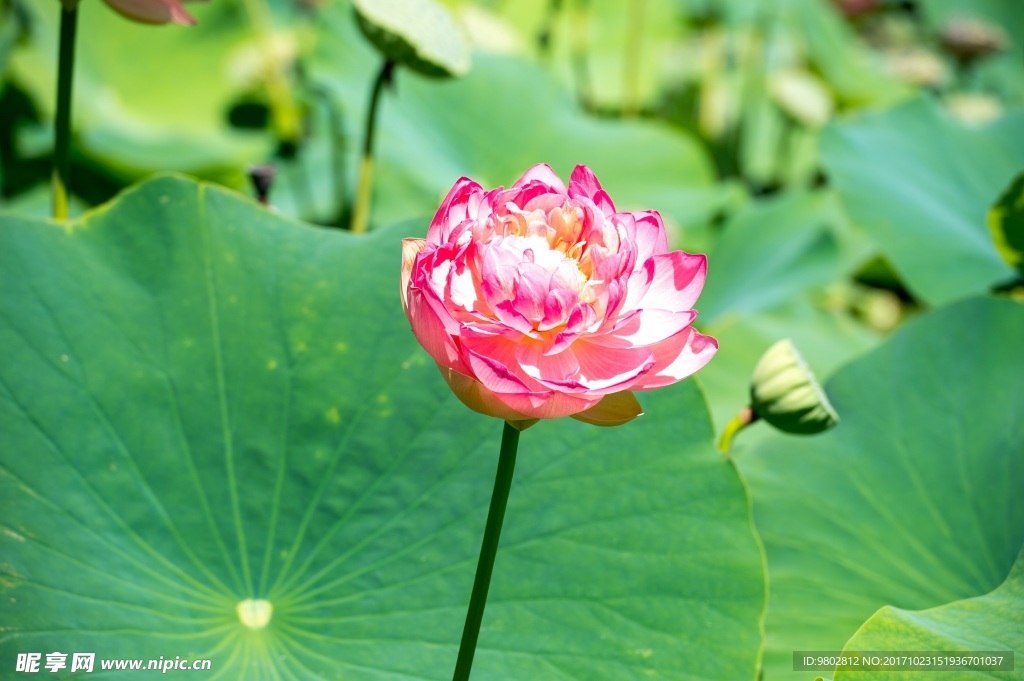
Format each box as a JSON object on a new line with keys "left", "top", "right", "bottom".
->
{"left": 718, "top": 406, "right": 758, "bottom": 454}
{"left": 350, "top": 59, "right": 395, "bottom": 234}
{"left": 452, "top": 420, "right": 520, "bottom": 681}
{"left": 52, "top": 0, "right": 79, "bottom": 220}
{"left": 537, "top": 0, "right": 563, "bottom": 57}
{"left": 571, "top": 0, "right": 594, "bottom": 111}
{"left": 621, "top": 0, "right": 646, "bottom": 117}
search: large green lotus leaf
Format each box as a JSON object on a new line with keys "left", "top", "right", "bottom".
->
{"left": 376, "top": 57, "right": 719, "bottom": 225}
{"left": 821, "top": 97, "right": 1024, "bottom": 306}
{"left": 696, "top": 189, "right": 879, "bottom": 432}
{"left": 830, "top": 548, "right": 1024, "bottom": 681}
{"left": 9, "top": 2, "right": 271, "bottom": 179}
{"left": 737, "top": 296, "right": 1024, "bottom": 680}
{"left": 0, "top": 176, "right": 765, "bottom": 679}
{"left": 307, "top": 5, "right": 727, "bottom": 232}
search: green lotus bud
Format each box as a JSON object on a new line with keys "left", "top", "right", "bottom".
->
{"left": 353, "top": 0, "right": 470, "bottom": 79}
{"left": 750, "top": 339, "right": 838, "bottom": 435}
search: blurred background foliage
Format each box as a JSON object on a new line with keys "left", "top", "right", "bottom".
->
{"left": 2, "top": 0, "right": 1020, "bottom": 348}
{"left": 3, "top": 0, "right": 1021, "bottom": 219}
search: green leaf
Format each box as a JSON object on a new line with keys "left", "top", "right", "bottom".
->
{"left": 353, "top": 0, "right": 470, "bottom": 78}
{"left": 832, "top": 547, "right": 1024, "bottom": 681}
{"left": 0, "top": 176, "right": 765, "bottom": 679}
{"left": 988, "top": 171, "right": 1024, "bottom": 274}
{"left": 700, "top": 190, "right": 871, "bottom": 323}
{"left": 821, "top": 97, "right": 1023, "bottom": 306}
{"left": 375, "top": 55, "right": 715, "bottom": 224}
{"left": 737, "top": 296, "right": 1024, "bottom": 680}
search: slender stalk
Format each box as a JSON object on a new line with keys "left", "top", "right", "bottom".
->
{"left": 52, "top": 0, "right": 79, "bottom": 220}
{"left": 350, "top": 59, "right": 395, "bottom": 234}
{"left": 718, "top": 406, "right": 758, "bottom": 454}
{"left": 537, "top": 0, "right": 563, "bottom": 58}
{"left": 452, "top": 421, "right": 520, "bottom": 681}
{"left": 621, "top": 0, "right": 646, "bottom": 117}
{"left": 570, "top": 0, "right": 594, "bottom": 111}
{"left": 327, "top": 96, "right": 348, "bottom": 227}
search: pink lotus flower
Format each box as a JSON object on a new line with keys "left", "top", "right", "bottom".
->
{"left": 401, "top": 164, "right": 718, "bottom": 428}
{"left": 102, "top": 0, "right": 205, "bottom": 25}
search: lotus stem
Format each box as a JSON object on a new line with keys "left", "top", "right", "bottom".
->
{"left": 537, "top": 0, "right": 563, "bottom": 58}
{"left": 718, "top": 406, "right": 757, "bottom": 454}
{"left": 452, "top": 420, "right": 520, "bottom": 681}
{"left": 571, "top": 0, "right": 593, "bottom": 110}
{"left": 621, "top": 0, "right": 646, "bottom": 117}
{"left": 351, "top": 58, "right": 395, "bottom": 234}
{"left": 52, "top": 0, "right": 79, "bottom": 220}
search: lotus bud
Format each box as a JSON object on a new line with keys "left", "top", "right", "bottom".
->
{"left": 750, "top": 339, "right": 838, "bottom": 435}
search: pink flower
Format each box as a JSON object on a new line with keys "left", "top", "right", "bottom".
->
{"left": 102, "top": 0, "right": 206, "bottom": 25}
{"left": 401, "top": 164, "right": 718, "bottom": 428}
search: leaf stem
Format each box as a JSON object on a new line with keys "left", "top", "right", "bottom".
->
{"left": 452, "top": 420, "right": 520, "bottom": 681}
{"left": 537, "top": 0, "right": 563, "bottom": 58}
{"left": 350, "top": 59, "right": 395, "bottom": 234}
{"left": 571, "top": 0, "right": 594, "bottom": 111}
{"left": 52, "top": 0, "right": 79, "bottom": 220}
{"left": 621, "top": 0, "right": 646, "bottom": 117}
{"left": 718, "top": 405, "right": 757, "bottom": 454}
